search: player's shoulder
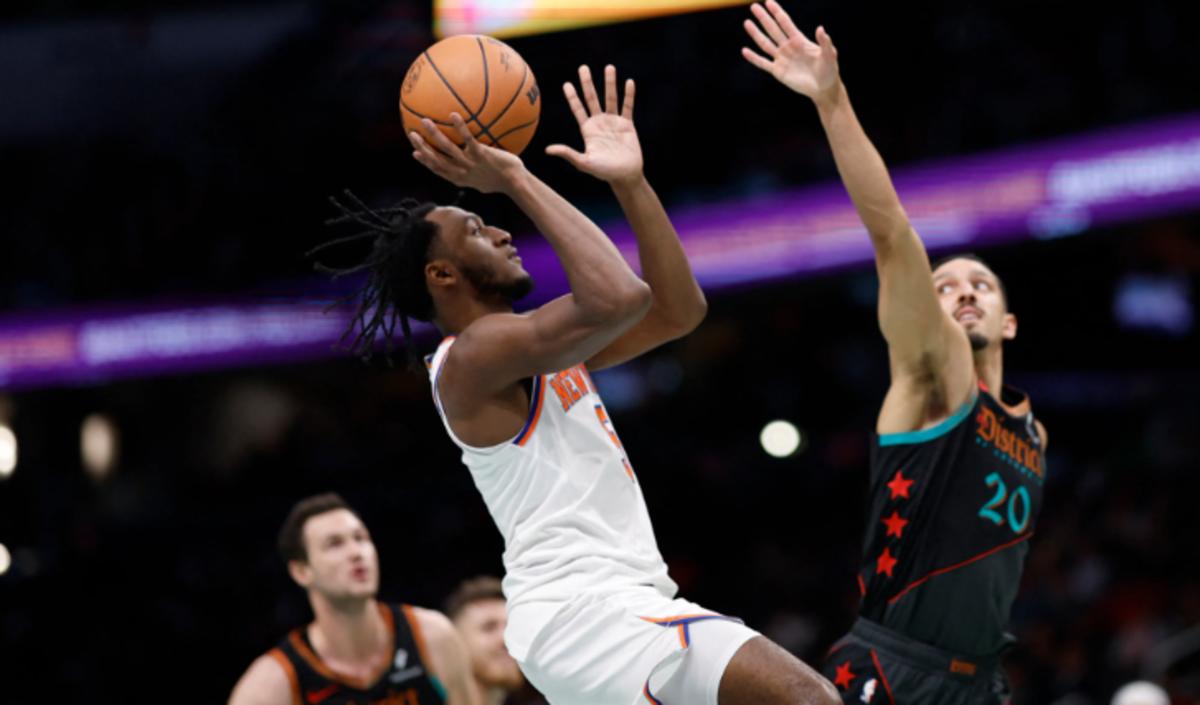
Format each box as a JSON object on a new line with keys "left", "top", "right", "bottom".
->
{"left": 453, "top": 311, "right": 531, "bottom": 353}
{"left": 405, "top": 604, "right": 457, "bottom": 645}
{"left": 228, "top": 650, "right": 298, "bottom": 705}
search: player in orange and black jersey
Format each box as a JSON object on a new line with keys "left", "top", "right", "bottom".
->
{"left": 229, "top": 494, "right": 478, "bottom": 705}
{"left": 742, "top": 3, "right": 1047, "bottom": 703}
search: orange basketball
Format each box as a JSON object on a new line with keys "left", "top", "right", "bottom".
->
{"left": 400, "top": 35, "right": 541, "bottom": 156}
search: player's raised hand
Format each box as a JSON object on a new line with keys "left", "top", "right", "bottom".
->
{"left": 408, "top": 114, "right": 526, "bottom": 194}
{"left": 545, "top": 65, "right": 643, "bottom": 188}
{"left": 741, "top": 1, "right": 839, "bottom": 103}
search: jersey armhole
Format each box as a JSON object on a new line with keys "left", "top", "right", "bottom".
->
{"left": 431, "top": 339, "right": 546, "bottom": 453}
{"left": 267, "top": 648, "right": 302, "bottom": 705}
{"left": 878, "top": 390, "right": 977, "bottom": 447}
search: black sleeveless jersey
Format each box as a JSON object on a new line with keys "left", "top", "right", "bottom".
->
{"left": 856, "top": 382, "right": 1046, "bottom": 657}
{"left": 268, "top": 603, "right": 447, "bottom": 705}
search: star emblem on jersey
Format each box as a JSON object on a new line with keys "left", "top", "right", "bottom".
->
{"left": 886, "top": 470, "right": 914, "bottom": 500}
{"left": 881, "top": 510, "right": 908, "bottom": 538}
{"left": 876, "top": 547, "right": 898, "bottom": 578}
{"left": 834, "top": 661, "right": 856, "bottom": 690}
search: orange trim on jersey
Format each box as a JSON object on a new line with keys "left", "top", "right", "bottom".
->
{"left": 887, "top": 533, "right": 1033, "bottom": 604}
{"left": 978, "top": 378, "right": 1032, "bottom": 418}
{"left": 402, "top": 604, "right": 436, "bottom": 676}
{"left": 513, "top": 375, "right": 546, "bottom": 447}
{"left": 269, "top": 648, "right": 303, "bottom": 705}
{"left": 639, "top": 613, "right": 718, "bottom": 625}
{"left": 288, "top": 602, "right": 397, "bottom": 690}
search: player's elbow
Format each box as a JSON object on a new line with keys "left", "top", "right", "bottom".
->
{"left": 591, "top": 279, "right": 652, "bottom": 322}
{"left": 659, "top": 293, "right": 708, "bottom": 340}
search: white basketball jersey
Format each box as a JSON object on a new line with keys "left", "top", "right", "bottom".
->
{"left": 427, "top": 336, "right": 677, "bottom": 623}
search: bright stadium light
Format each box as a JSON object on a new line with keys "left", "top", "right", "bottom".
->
{"left": 81, "top": 414, "right": 119, "bottom": 481}
{"left": 0, "top": 425, "right": 16, "bottom": 479}
{"left": 760, "top": 420, "right": 802, "bottom": 458}
{"left": 0, "top": 543, "right": 10, "bottom": 576}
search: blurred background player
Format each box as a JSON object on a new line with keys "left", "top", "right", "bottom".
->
{"left": 445, "top": 576, "right": 528, "bottom": 705}
{"left": 321, "top": 64, "right": 838, "bottom": 705}
{"left": 742, "top": 2, "right": 1047, "bottom": 703}
{"left": 229, "top": 493, "right": 477, "bottom": 705}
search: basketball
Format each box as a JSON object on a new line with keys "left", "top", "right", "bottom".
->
{"left": 400, "top": 35, "right": 541, "bottom": 156}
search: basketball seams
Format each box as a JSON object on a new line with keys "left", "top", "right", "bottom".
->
{"left": 493, "top": 117, "right": 538, "bottom": 142}
{"left": 423, "top": 47, "right": 500, "bottom": 145}
{"left": 474, "top": 37, "right": 492, "bottom": 141}
{"left": 482, "top": 61, "right": 530, "bottom": 132}
{"left": 401, "top": 35, "right": 538, "bottom": 153}
{"left": 401, "top": 101, "right": 488, "bottom": 141}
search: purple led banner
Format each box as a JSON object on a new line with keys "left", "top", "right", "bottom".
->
{"left": 2, "top": 113, "right": 1199, "bottom": 390}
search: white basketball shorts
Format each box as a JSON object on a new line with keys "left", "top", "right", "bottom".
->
{"left": 507, "top": 586, "right": 760, "bottom": 705}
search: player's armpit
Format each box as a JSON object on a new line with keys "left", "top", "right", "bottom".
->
{"left": 228, "top": 653, "right": 299, "bottom": 705}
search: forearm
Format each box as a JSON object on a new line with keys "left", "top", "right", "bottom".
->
{"left": 506, "top": 169, "right": 649, "bottom": 317}
{"left": 610, "top": 175, "right": 706, "bottom": 330}
{"left": 815, "top": 81, "right": 913, "bottom": 247}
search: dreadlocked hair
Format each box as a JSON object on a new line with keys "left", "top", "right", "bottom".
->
{"left": 308, "top": 190, "right": 441, "bottom": 370}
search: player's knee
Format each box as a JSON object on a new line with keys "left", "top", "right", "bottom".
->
{"left": 807, "top": 675, "right": 841, "bottom": 705}
{"left": 782, "top": 666, "right": 840, "bottom": 705}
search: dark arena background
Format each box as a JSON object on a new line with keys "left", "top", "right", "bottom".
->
{"left": 2, "top": 1, "right": 1199, "bottom": 703}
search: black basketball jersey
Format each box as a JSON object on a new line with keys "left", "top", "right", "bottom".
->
{"left": 856, "top": 381, "right": 1046, "bottom": 657}
{"left": 269, "top": 603, "right": 447, "bottom": 705}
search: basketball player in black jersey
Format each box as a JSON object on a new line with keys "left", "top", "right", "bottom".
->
{"left": 742, "top": 3, "right": 1047, "bottom": 703}
{"left": 229, "top": 494, "right": 478, "bottom": 705}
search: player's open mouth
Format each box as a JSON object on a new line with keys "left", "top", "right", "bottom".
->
{"left": 955, "top": 307, "right": 981, "bottom": 322}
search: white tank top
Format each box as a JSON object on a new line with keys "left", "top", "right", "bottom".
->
{"left": 427, "top": 336, "right": 677, "bottom": 654}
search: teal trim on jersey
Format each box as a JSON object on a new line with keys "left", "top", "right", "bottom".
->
{"left": 879, "top": 392, "right": 977, "bottom": 446}
{"left": 431, "top": 675, "right": 447, "bottom": 700}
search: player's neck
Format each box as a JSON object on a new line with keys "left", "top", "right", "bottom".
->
{"left": 436, "top": 296, "right": 514, "bottom": 336}
{"left": 310, "top": 596, "right": 388, "bottom": 663}
{"left": 973, "top": 345, "right": 1004, "bottom": 396}
{"left": 476, "top": 679, "right": 508, "bottom": 705}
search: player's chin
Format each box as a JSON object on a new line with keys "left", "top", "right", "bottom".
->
{"left": 508, "top": 273, "right": 535, "bottom": 300}
{"left": 489, "top": 665, "right": 525, "bottom": 690}
{"left": 345, "top": 582, "right": 378, "bottom": 598}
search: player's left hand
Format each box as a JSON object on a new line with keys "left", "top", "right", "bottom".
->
{"left": 741, "top": 1, "right": 840, "bottom": 104}
{"left": 545, "top": 65, "right": 643, "bottom": 188}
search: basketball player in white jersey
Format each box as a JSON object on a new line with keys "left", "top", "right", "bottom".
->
{"left": 318, "top": 65, "right": 838, "bottom": 705}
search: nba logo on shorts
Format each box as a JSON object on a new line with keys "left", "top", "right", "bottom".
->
{"left": 859, "top": 678, "right": 877, "bottom": 703}
{"left": 394, "top": 649, "right": 408, "bottom": 669}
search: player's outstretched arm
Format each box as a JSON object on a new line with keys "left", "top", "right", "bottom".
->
{"left": 546, "top": 64, "right": 707, "bottom": 370}
{"left": 228, "top": 654, "right": 296, "bottom": 705}
{"left": 741, "top": 1, "right": 973, "bottom": 422}
{"left": 411, "top": 607, "right": 481, "bottom": 705}
{"left": 409, "top": 117, "right": 651, "bottom": 394}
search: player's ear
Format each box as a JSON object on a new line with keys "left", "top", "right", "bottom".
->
{"left": 426, "top": 259, "right": 458, "bottom": 290}
{"left": 1002, "top": 312, "right": 1017, "bottom": 341}
{"left": 288, "top": 559, "right": 314, "bottom": 588}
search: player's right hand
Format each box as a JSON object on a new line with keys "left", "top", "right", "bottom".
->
{"left": 408, "top": 114, "right": 526, "bottom": 195}
{"left": 741, "top": 1, "right": 840, "bottom": 103}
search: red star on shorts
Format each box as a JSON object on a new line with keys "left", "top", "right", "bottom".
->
{"left": 881, "top": 510, "right": 909, "bottom": 538}
{"left": 876, "top": 547, "right": 898, "bottom": 578}
{"left": 833, "top": 660, "right": 856, "bottom": 690}
{"left": 887, "top": 470, "right": 914, "bottom": 500}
